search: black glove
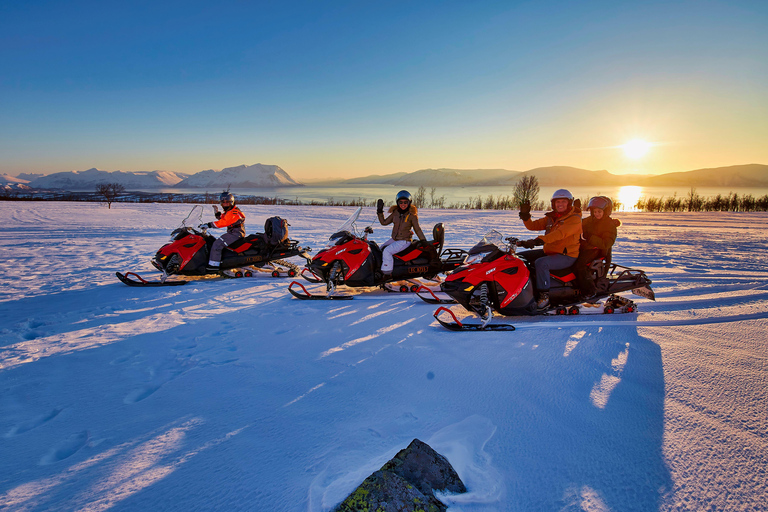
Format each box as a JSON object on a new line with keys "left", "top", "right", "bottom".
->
{"left": 574, "top": 198, "right": 581, "bottom": 209}
{"left": 417, "top": 240, "right": 430, "bottom": 249}
{"left": 215, "top": 211, "right": 222, "bottom": 220}
{"left": 376, "top": 198, "right": 384, "bottom": 214}
{"left": 519, "top": 238, "right": 542, "bottom": 249}
{"left": 519, "top": 201, "right": 531, "bottom": 221}
{"left": 198, "top": 222, "right": 214, "bottom": 230}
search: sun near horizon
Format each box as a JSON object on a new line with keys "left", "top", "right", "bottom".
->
{"left": 622, "top": 139, "right": 653, "bottom": 159}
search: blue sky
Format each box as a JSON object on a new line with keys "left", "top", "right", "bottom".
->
{"left": 1, "top": 0, "right": 767, "bottom": 180}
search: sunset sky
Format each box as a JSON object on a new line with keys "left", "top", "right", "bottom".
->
{"left": 1, "top": 0, "right": 766, "bottom": 181}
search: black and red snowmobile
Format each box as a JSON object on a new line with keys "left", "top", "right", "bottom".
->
{"left": 288, "top": 207, "right": 467, "bottom": 300}
{"left": 429, "top": 230, "right": 655, "bottom": 331}
{"left": 117, "top": 206, "right": 310, "bottom": 286}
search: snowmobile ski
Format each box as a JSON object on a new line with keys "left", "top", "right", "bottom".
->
{"left": 288, "top": 281, "right": 353, "bottom": 300}
{"left": 433, "top": 307, "right": 516, "bottom": 331}
{"left": 416, "top": 286, "right": 458, "bottom": 304}
{"left": 116, "top": 271, "right": 188, "bottom": 287}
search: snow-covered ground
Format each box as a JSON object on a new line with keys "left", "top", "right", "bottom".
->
{"left": 1, "top": 202, "right": 766, "bottom": 512}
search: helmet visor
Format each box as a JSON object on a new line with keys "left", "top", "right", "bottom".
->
{"left": 587, "top": 196, "right": 610, "bottom": 210}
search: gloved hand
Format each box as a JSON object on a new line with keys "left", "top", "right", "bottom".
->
{"left": 417, "top": 240, "right": 430, "bottom": 249}
{"left": 518, "top": 238, "right": 542, "bottom": 249}
{"left": 198, "top": 222, "right": 214, "bottom": 230}
{"left": 574, "top": 198, "right": 581, "bottom": 209}
{"left": 376, "top": 198, "right": 384, "bottom": 214}
{"left": 519, "top": 201, "right": 531, "bottom": 221}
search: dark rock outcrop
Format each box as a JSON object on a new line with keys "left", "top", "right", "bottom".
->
{"left": 333, "top": 438, "right": 466, "bottom": 512}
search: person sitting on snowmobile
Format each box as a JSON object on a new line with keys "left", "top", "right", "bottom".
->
{"left": 575, "top": 196, "right": 621, "bottom": 299}
{"left": 517, "top": 189, "right": 582, "bottom": 309}
{"left": 376, "top": 190, "right": 428, "bottom": 277}
{"left": 198, "top": 191, "right": 246, "bottom": 271}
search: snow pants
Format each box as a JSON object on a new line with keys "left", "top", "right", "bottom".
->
{"left": 209, "top": 232, "right": 243, "bottom": 265}
{"left": 381, "top": 239, "right": 411, "bottom": 273}
{"left": 519, "top": 249, "right": 576, "bottom": 292}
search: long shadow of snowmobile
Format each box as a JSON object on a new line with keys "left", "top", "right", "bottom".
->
{"left": 428, "top": 230, "right": 655, "bottom": 331}
{"left": 288, "top": 206, "right": 467, "bottom": 300}
{"left": 117, "top": 206, "right": 311, "bottom": 286}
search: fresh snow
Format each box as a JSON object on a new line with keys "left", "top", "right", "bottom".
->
{"left": 1, "top": 202, "right": 766, "bottom": 511}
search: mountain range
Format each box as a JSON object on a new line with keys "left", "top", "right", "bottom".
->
{"left": 3, "top": 163, "right": 767, "bottom": 191}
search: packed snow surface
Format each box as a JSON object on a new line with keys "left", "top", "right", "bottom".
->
{"left": 1, "top": 202, "right": 766, "bottom": 511}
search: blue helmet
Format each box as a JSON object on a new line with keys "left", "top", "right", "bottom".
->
{"left": 396, "top": 190, "right": 412, "bottom": 204}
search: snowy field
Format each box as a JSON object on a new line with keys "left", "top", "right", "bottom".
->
{"left": 1, "top": 201, "right": 766, "bottom": 512}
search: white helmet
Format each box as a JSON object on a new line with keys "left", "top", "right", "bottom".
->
{"left": 551, "top": 189, "right": 573, "bottom": 210}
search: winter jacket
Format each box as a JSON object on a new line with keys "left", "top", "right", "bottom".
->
{"left": 378, "top": 204, "right": 426, "bottom": 242}
{"left": 213, "top": 206, "right": 246, "bottom": 237}
{"left": 523, "top": 205, "right": 582, "bottom": 257}
{"left": 581, "top": 215, "right": 620, "bottom": 256}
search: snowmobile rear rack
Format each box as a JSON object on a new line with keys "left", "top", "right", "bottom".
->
{"left": 416, "top": 286, "right": 458, "bottom": 305}
{"left": 433, "top": 307, "right": 515, "bottom": 331}
{"left": 116, "top": 271, "right": 188, "bottom": 287}
{"left": 288, "top": 281, "right": 353, "bottom": 300}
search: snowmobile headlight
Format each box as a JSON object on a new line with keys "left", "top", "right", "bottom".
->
{"left": 465, "top": 251, "right": 491, "bottom": 265}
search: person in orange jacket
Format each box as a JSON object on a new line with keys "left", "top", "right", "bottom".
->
{"left": 517, "top": 189, "right": 582, "bottom": 309}
{"left": 199, "top": 192, "right": 246, "bottom": 271}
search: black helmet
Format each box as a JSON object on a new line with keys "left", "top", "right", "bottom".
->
{"left": 396, "top": 190, "right": 412, "bottom": 205}
{"left": 220, "top": 191, "right": 235, "bottom": 209}
{"left": 550, "top": 188, "right": 573, "bottom": 210}
{"left": 587, "top": 196, "right": 613, "bottom": 216}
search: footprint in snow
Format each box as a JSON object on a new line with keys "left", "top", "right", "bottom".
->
{"left": 39, "top": 431, "right": 90, "bottom": 465}
{"left": 4, "top": 408, "right": 64, "bottom": 437}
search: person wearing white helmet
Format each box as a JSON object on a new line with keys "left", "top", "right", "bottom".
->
{"left": 199, "top": 191, "right": 246, "bottom": 271}
{"left": 376, "top": 190, "right": 427, "bottom": 277}
{"left": 517, "top": 189, "right": 582, "bottom": 309}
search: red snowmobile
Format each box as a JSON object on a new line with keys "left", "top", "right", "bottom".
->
{"left": 429, "top": 230, "right": 655, "bottom": 330}
{"left": 117, "top": 206, "right": 310, "bottom": 286}
{"left": 288, "top": 207, "right": 467, "bottom": 300}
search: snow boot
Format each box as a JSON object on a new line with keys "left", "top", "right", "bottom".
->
{"left": 536, "top": 292, "right": 550, "bottom": 310}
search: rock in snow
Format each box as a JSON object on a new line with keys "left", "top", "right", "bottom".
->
{"left": 333, "top": 438, "right": 466, "bottom": 512}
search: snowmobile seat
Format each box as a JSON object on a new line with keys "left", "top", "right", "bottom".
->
{"left": 393, "top": 222, "right": 444, "bottom": 262}
{"left": 550, "top": 266, "right": 577, "bottom": 284}
{"left": 226, "top": 234, "right": 266, "bottom": 254}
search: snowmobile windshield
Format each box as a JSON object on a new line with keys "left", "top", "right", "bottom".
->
{"left": 469, "top": 230, "right": 507, "bottom": 254}
{"left": 327, "top": 207, "right": 362, "bottom": 246}
{"left": 464, "top": 230, "right": 508, "bottom": 264}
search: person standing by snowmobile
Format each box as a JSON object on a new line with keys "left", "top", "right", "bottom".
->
{"left": 376, "top": 190, "right": 427, "bottom": 277}
{"left": 199, "top": 192, "right": 246, "bottom": 271}
{"left": 575, "top": 196, "right": 620, "bottom": 298}
{"left": 518, "top": 189, "right": 582, "bottom": 309}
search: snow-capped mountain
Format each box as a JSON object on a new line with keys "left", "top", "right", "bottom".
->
{"left": 1, "top": 173, "right": 30, "bottom": 185}
{"left": 28, "top": 168, "right": 190, "bottom": 190}
{"left": 174, "top": 163, "right": 302, "bottom": 188}
{"left": 1, "top": 173, "right": 32, "bottom": 190}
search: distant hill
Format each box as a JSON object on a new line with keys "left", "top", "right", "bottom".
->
{"left": 174, "top": 163, "right": 302, "bottom": 188}
{"left": 640, "top": 164, "right": 768, "bottom": 188}
{"left": 331, "top": 164, "right": 768, "bottom": 188}
{"left": 29, "top": 168, "right": 190, "bottom": 190}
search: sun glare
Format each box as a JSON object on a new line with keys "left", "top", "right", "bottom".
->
{"left": 622, "top": 139, "right": 651, "bottom": 159}
{"left": 617, "top": 186, "right": 642, "bottom": 211}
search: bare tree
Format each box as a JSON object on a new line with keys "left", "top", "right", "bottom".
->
{"left": 95, "top": 183, "right": 126, "bottom": 209}
{"left": 413, "top": 186, "right": 427, "bottom": 208}
{"left": 512, "top": 175, "right": 540, "bottom": 209}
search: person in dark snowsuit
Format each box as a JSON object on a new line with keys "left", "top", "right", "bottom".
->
{"left": 376, "top": 190, "right": 427, "bottom": 276}
{"left": 518, "top": 189, "right": 582, "bottom": 309}
{"left": 575, "top": 196, "right": 621, "bottom": 298}
{"left": 199, "top": 191, "right": 246, "bottom": 270}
